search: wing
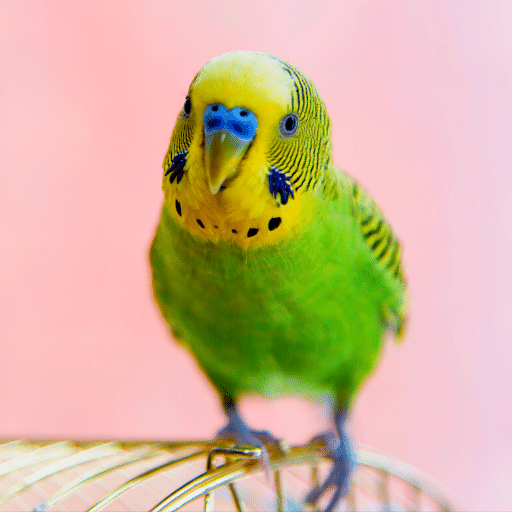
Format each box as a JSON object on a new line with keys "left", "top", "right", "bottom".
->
{"left": 346, "top": 176, "right": 407, "bottom": 340}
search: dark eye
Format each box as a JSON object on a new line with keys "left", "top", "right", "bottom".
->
{"left": 279, "top": 113, "right": 299, "bottom": 137}
{"left": 183, "top": 96, "right": 192, "bottom": 118}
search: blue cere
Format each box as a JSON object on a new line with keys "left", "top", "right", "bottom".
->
{"left": 268, "top": 166, "right": 294, "bottom": 205}
{"left": 226, "top": 107, "right": 258, "bottom": 141}
{"left": 203, "top": 104, "right": 228, "bottom": 133}
{"left": 203, "top": 104, "right": 258, "bottom": 141}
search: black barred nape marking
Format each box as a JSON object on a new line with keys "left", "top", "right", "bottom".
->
{"left": 165, "top": 151, "right": 187, "bottom": 184}
{"left": 175, "top": 199, "right": 182, "bottom": 216}
{"left": 196, "top": 219, "right": 205, "bottom": 228}
{"left": 268, "top": 217, "right": 282, "bottom": 231}
{"left": 266, "top": 59, "right": 332, "bottom": 199}
{"left": 247, "top": 228, "right": 259, "bottom": 237}
{"left": 268, "top": 166, "right": 294, "bottom": 205}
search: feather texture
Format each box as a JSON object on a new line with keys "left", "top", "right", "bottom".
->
{"left": 151, "top": 50, "right": 407, "bottom": 407}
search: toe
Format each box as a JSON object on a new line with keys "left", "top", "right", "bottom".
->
{"left": 216, "top": 421, "right": 275, "bottom": 478}
{"left": 304, "top": 430, "right": 357, "bottom": 511}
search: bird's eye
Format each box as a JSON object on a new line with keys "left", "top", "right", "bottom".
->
{"left": 183, "top": 96, "right": 192, "bottom": 118}
{"left": 279, "top": 113, "right": 299, "bottom": 137}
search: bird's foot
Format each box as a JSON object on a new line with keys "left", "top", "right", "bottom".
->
{"left": 216, "top": 407, "right": 286, "bottom": 478}
{"left": 305, "top": 430, "right": 357, "bottom": 512}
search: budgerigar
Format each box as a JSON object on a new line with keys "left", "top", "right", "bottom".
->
{"left": 150, "top": 51, "right": 407, "bottom": 511}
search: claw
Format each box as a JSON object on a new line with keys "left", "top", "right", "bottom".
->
{"left": 216, "top": 406, "right": 285, "bottom": 480}
{"left": 305, "top": 409, "right": 357, "bottom": 512}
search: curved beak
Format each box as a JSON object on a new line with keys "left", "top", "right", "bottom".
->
{"left": 205, "top": 129, "right": 251, "bottom": 195}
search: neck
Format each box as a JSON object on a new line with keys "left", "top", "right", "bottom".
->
{"left": 163, "top": 167, "right": 317, "bottom": 249}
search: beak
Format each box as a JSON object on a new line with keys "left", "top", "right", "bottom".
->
{"left": 204, "top": 129, "right": 251, "bottom": 195}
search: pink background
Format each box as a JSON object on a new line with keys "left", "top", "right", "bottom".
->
{"left": 1, "top": 1, "right": 511, "bottom": 510}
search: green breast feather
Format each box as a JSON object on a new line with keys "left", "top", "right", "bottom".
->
{"left": 150, "top": 51, "right": 407, "bottom": 511}
{"left": 150, "top": 166, "right": 406, "bottom": 406}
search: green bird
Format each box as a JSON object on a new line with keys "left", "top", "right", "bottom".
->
{"left": 150, "top": 51, "right": 407, "bottom": 511}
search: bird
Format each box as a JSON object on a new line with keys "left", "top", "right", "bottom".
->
{"left": 149, "top": 51, "right": 407, "bottom": 512}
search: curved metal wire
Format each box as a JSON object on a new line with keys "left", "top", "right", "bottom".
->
{"left": 0, "top": 439, "right": 453, "bottom": 512}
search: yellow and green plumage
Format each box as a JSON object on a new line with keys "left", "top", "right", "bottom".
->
{"left": 150, "top": 51, "right": 406, "bottom": 510}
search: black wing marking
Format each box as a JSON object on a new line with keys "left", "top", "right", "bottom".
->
{"left": 351, "top": 181, "right": 407, "bottom": 339}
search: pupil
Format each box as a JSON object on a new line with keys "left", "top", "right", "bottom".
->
{"left": 285, "top": 116, "right": 295, "bottom": 131}
{"left": 184, "top": 97, "right": 191, "bottom": 115}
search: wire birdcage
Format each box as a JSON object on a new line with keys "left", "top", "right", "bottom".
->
{"left": 0, "top": 439, "right": 452, "bottom": 511}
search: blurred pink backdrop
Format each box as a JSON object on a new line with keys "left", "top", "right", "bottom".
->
{"left": 1, "top": 1, "right": 511, "bottom": 510}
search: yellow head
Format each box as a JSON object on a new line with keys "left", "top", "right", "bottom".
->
{"left": 162, "top": 51, "right": 333, "bottom": 248}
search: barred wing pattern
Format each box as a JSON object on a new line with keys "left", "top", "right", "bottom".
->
{"left": 351, "top": 182, "right": 405, "bottom": 284}
{"left": 350, "top": 181, "right": 407, "bottom": 337}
